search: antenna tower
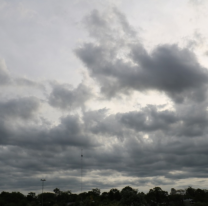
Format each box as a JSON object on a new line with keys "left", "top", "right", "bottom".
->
{"left": 40, "top": 179, "right": 46, "bottom": 206}
{"left": 81, "top": 148, "right": 83, "bottom": 193}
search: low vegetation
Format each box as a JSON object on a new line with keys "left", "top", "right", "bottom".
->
{"left": 1, "top": 186, "right": 208, "bottom": 206}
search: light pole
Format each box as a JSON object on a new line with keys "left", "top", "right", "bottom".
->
{"left": 41, "top": 179, "right": 46, "bottom": 206}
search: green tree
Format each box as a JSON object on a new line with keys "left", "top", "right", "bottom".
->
{"left": 109, "top": 188, "right": 121, "bottom": 201}
{"left": 53, "top": 188, "right": 61, "bottom": 196}
{"left": 186, "top": 187, "right": 195, "bottom": 199}
{"left": 146, "top": 187, "right": 168, "bottom": 205}
{"left": 27, "top": 192, "right": 36, "bottom": 202}
{"left": 171, "top": 188, "right": 177, "bottom": 195}
{"left": 120, "top": 186, "right": 145, "bottom": 206}
{"left": 195, "top": 189, "right": 206, "bottom": 203}
{"left": 38, "top": 192, "right": 56, "bottom": 206}
{"left": 92, "top": 188, "right": 101, "bottom": 196}
{"left": 0, "top": 191, "right": 26, "bottom": 206}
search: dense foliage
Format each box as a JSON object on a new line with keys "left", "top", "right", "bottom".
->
{"left": 1, "top": 186, "right": 208, "bottom": 206}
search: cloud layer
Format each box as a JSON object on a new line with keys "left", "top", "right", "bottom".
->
{"left": 1, "top": 3, "right": 208, "bottom": 195}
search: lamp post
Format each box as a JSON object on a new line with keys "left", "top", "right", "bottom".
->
{"left": 41, "top": 179, "right": 46, "bottom": 206}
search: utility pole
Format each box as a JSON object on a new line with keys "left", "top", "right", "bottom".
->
{"left": 41, "top": 179, "right": 46, "bottom": 206}
{"left": 81, "top": 149, "right": 83, "bottom": 193}
{"left": 80, "top": 149, "right": 83, "bottom": 205}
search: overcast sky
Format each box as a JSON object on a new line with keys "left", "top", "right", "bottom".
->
{"left": 1, "top": 0, "right": 208, "bottom": 195}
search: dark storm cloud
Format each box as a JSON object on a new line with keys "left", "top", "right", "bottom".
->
{"left": 49, "top": 115, "right": 97, "bottom": 147}
{"left": 76, "top": 10, "right": 208, "bottom": 103}
{"left": 0, "top": 147, "right": 83, "bottom": 193}
{"left": 78, "top": 102, "right": 208, "bottom": 182}
{"left": 49, "top": 82, "right": 92, "bottom": 110}
{"left": 83, "top": 103, "right": 208, "bottom": 139}
{"left": 83, "top": 109, "right": 125, "bottom": 138}
{"left": 131, "top": 44, "right": 208, "bottom": 102}
{"left": 82, "top": 106, "right": 177, "bottom": 139}
{"left": 0, "top": 112, "right": 99, "bottom": 192}
{"left": 0, "top": 97, "right": 40, "bottom": 120}
{"left": 120, "top": 106, "right": 177, "bottom": 132}
{"left": 1, "top": 102, "right": 208, "bottom": 192}
{"left": 0, "top": 114, "right": 97, "bottom": 149}
{"left": 0, "top": 97, "right": 40, "bottom": 145}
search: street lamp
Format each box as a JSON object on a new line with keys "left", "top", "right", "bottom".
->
{"left": 40, "top": 179, "right": 46, "bottom": 206}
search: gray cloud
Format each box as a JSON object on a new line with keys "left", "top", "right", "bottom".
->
{"left": 0, "top": 59, "right": 11, "bottom": 85}
{"left": 14, "top": 77, "right": 45, "bottom": 89}
{"left": 0, "top": 59, "right": 45, "bottom": 91}
{"left": 1, "top": 101, "right": 208, "bottom": 193}
{"left": 76, "top": 10, "right": 208, "bottom": 103}
{"left": 0, "top": 114, "right": 97, "bottom": 149}
{"left": 0, "top": 97, "right": 40, "bottom": 120}
{"left": 189, "top": 0, "right": 204, "bottom": 5}
{"left": 83, "top": 102, "right": 208, "bottom": 139}
{"left": 49, "top": 82, "right": 92, "bottom": 110}
{"left": 84, "top": 8, "right": 136, "bottom": 41}
{"left": 131, "top": 44, "right": 208, "bottom": 102}
{"left": 76, "top": 102, "right": 208, "bottom": 183}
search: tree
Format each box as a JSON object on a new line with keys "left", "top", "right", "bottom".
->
{"left": 120, "top": 186, "right": 145, "bottom": 206}
{"left": 146, "top": 187, "right": 168, "bottom": 205}
{"left": 171, "top": 188, "right": 177, "bottom": 195}
{"left": 121, "top": 186, "right": 137, "bottom": 194}
{"left": 38, "top": 192, "right": 56, "bottom": 206}
{"left": 100, "top": 192, "right": 109, "bottom": 202}
{"left": 186, "top": 186, "right": 195, "bottom": 198}
{"left": 0, "top": 191, "right": 26, "bottom": 206}
{"left": 109, "top": 188, "right": 121, "bottom": 201}
{"left": 195, "top": 189, "right": 205, "bottom": 202}
{"left": 53, "top": 188, "right": 61, "bottom": 196}
{"left": 27, "top": 192, "right": 36, "bottom": 202}
{"left": 177, "top": 189, "right": 185, "bottom": 195}
{"left": 91, "top": 188, "right": 101, "bottom": 196}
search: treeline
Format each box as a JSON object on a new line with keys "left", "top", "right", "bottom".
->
{"left": 0, "top": 186, "right": 208, "bottom": 206}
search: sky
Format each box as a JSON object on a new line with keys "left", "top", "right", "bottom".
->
{"left": 1, "top": 0, "right": 208, "bottom": 195}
